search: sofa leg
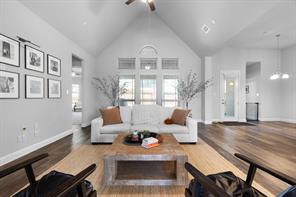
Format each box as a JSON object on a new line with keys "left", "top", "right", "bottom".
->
{"left": 91, "top": 142, "right": 112, "bottom": 145}
{"left": 179, "top": 142, "right": 197, "bottom": 144}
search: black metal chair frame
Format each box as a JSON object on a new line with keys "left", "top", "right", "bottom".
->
{"left": 185, "top": 153, "right": 296, "bottom": 197}
{"left": 0, "top": 153, "right": 97, "bottom": 197}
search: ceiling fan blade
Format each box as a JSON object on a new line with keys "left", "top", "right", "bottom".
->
{"left": 148, "top": 0, "right": 156, "bottom": 11}
{"left": 125, "top": 0, "right": 136, "bottom": 5}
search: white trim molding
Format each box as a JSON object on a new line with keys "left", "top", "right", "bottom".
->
{"left": 0, "top": 129, "right": 73, "bottom": 166}
{"left": 280, "top": 119, "right": 296, "bottom": 123}
{"left": 81, "top": 121, "right": 91, "bottom": 128}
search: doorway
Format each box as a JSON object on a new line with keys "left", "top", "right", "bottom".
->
{"left": 220, "top": 71, "right": 240, "bottom": 121}
{"left": 245, "top": 62, "right": 261, "bottom": 121}
{"left": 72, "top": 55, "right": 83, "bottom": 125}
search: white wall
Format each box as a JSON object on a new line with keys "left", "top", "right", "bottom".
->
{"left": 211, "top": 47, "right": 281, "bottom": 121}
{"left": 95, "top": 14, "right": 202, "bottom": 119}
{"left": 281, "top": 45, "right": 296, "bottom": 123}
{"left": 246, "top": 63, "right": 260, "bottom": 103}
{"left": 0, "top": 0, "right": 97, "bottom": 162}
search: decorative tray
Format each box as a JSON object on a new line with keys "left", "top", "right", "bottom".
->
{"left": 123, "top": 131, "right": 163, "bottom": 145}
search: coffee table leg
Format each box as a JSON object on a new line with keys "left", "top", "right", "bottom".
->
{"left": 103, "top": 157, "right": 117, "bottom": 185}
{"left": 176, "top": 155, "right": 188, "bottom": 185}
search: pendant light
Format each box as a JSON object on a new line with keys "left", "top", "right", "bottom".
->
{"left": 270, "top": 34, "right": 289, "bottom": 80}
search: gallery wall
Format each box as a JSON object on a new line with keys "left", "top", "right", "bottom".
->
{"left": 95, "top": 13, "right": 202, "bottom": 119}
{"left": 0, "top": 0, "right": 97, "bottom": 163}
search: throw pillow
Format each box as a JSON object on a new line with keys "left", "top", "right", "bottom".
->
{"left": 171, "top": 109, "right": 191, "bottom": 126}
{"left": 164, "top": 118, "right": 174, "bottom": 125}
{"left": 100, "top": 106, "right": 122, "bottom": 126}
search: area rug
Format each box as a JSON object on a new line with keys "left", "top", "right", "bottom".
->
{"left": 218, "top": 121, "right": 256, "bottom": 126}
{"left": 36, "top": 139, "right": 273, "bottom": 197}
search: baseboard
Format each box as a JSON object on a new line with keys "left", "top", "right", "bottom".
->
{"left": 81, "top": 121, "right": 91, "bottom": 128}
{"left": 260, "top": 118, "right": 281, "bottom": 121}
{"left": 0, "top": 129, "right": 73, "bottom": 166}
{"left": 280, "top": 118, "right": 296, "bottom": 123}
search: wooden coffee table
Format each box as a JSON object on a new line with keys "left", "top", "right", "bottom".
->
{"left": 103, "top": 133, "right": 188, "bottom": 186}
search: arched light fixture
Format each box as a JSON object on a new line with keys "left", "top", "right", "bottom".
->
{"left": 270, "top": 34, "right": 289, "bottom": 80}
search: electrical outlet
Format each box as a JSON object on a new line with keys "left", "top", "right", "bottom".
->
{"left": 22, "top": 133, "right": 26, "bottom": 142}
{"left": 34, "top": 123, "right": 39, "bottom": 137}
{"left": 17, "top": 135, "right": 22, "bottom": 143}
{"left": 34, "top": 130, "right": 39, "bottom": 137}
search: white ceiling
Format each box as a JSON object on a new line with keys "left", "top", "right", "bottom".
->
{"left": 19, "top": 0, "right": 296, "bottom": 57}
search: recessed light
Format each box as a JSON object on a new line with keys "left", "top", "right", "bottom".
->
{"left": 201, "top": 24, "right": 210, "bottom": 34}
{"left": 83, "top": 21, "right": 87, "bottom": 25}
{"left": 211, "top": 19, "right": 216, "bottom": 24}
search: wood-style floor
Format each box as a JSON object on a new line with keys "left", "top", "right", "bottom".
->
{"left": 0, "top": 122, "right": 295, "bottom": 196}
{"left": 199, "top": 121, "right": 296, "bottom": 195}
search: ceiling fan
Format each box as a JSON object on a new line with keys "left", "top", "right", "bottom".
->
{"left": 125, "top": 0, "right": 156, "bottom": 11}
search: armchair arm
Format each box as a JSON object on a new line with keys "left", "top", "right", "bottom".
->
{"left": 45, "top": 164, "right": 97, "bottom": 197}
{"left": 186, "top": 117, "right": 198, "bottom": 142}
{"left": 235, "top": 153, "right": 296, "bottom": 185}
{"left": 0, "top": 153, "right": 48, "bottom": 179}
{"left": 91, "top": 117, "right": 103, "bottom": 143}
{"left": 185, "top": 162, "right": 231, "bottom": 197}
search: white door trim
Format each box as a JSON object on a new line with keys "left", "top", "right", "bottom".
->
{"left": 220, "top": 70, "right": 240, "bottom": 122}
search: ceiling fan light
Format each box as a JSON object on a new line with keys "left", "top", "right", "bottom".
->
{"left": 282, "top": 73, "right": 290, "bottom": 79}
{"left": 270, "top": 73, "right": 280, "bottom": 80}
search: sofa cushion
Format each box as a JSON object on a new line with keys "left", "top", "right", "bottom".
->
{"left": 171, "top": 109, "right": 191, "bottom": 126}
{"left": 158, "top": 124, "right": 188, "bottom": 134}
{"left": 100, "top": 106, "right": 122, "bottom": 126}
{"left": 101, "top": 123, "right": 131, "bottom": 134}
{"left": 131, "top": 124, "right": 159, "bottom": 133}
{"left": 132, "top": 104, "right": 161, "bottom": 125}
{"left": 120, "top": 106, "right": 131, "bottom": 124}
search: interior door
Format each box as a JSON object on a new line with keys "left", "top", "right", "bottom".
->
{"left": 220, "top": 71, "right": 239, "bottom": 121}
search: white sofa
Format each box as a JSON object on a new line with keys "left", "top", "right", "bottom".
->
{"left": 91, "top": 104, "right": 198, "bottom": 143}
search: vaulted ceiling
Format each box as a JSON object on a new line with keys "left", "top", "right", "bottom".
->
{"left": 19, "top": 0, "right": 296, "bottom": 57}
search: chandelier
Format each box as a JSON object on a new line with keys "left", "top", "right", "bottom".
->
{"left": 270, "top": 34, "right": 289, "bottom": 80}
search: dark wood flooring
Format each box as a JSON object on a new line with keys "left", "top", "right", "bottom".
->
{"left": 0, "top": 125, "right": 91, "bottom": 197}
{"left": 1, "top": 122, "right": 295, "bottom": 196}
{"left": 199, "top": 121, "right": 296, "bottom": 195}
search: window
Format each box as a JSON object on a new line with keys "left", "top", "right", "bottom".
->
{"left": 118, "top": 58, "right": 136, "bottom": 69}
{"left": 140, "top": 75, "right": 157, "bottom": 105}
{"left": 162, "top": 58, "right": 178, "bottom": 70}
{"left": 162, "top": 75, "right": 178, "bottom": 107}
{"left": 119, "top": 75, "right": 135, "bottom": 106}
{"left": 140, "top": 58, "right": 157, "bottom": 70}
{"left": 72, "top": 84, "right": 80, "bottom": 108}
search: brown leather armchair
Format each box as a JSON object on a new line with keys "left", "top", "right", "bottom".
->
{"left": 0, "top": 153, "right": 97, "bottom": 197}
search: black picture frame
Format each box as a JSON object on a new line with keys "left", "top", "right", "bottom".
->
{"left": 0, "top": 70, "right": 20, "bottom": 99}
{"left": 0, "top": 34, "right": 20, "bottom": 67}
{"left": 47, "top": 54, "right": 61, "bottom": 77}
{"left": 25, "top": 45, "right": 45, "bottom": 73}
{"left": 25, "top": 74, "right": 45, "bottom": 99}
{"left": 48, "top": 78, "right": 61, "bottom": 99}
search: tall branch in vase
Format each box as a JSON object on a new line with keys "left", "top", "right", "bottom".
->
{"left": 177, "top": 71, "right": 212, "bottom": 109}
{"left": 92, "top": 75, "right": 127, "bottom": 106}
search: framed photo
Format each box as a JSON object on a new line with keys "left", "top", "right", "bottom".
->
{"left": 25, "top": 75, "right": 44, "bottom": 99}
{"left": 25, "top": 45, "right": 44, "bottom": 72}
{"left": 0, "top": 34, "right": 20, "bottom": 67}
{"left": 47, "top": 54, "right": 61, "bottom": 76}
{"left": 0, "top": 70, "right": 19, "bottom": 99}
{"left": 48, "top": 79, "right": 61, "bottom": 98}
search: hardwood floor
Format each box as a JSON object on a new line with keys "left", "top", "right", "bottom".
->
{"left": 199, "top": 121, "right": 296, "bottom": 195}
{"left": 0, "top": 122, "right": 295, "bottom": 196}
{"left": 0, "top": 125, "right": 91, "bottom": 197}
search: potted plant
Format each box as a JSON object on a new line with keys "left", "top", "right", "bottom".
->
{"left": 92, "top": 75, "right": 127, "bottom": 106}
{"left": 177, "top": 71, "right": 212, "bottom": 109}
